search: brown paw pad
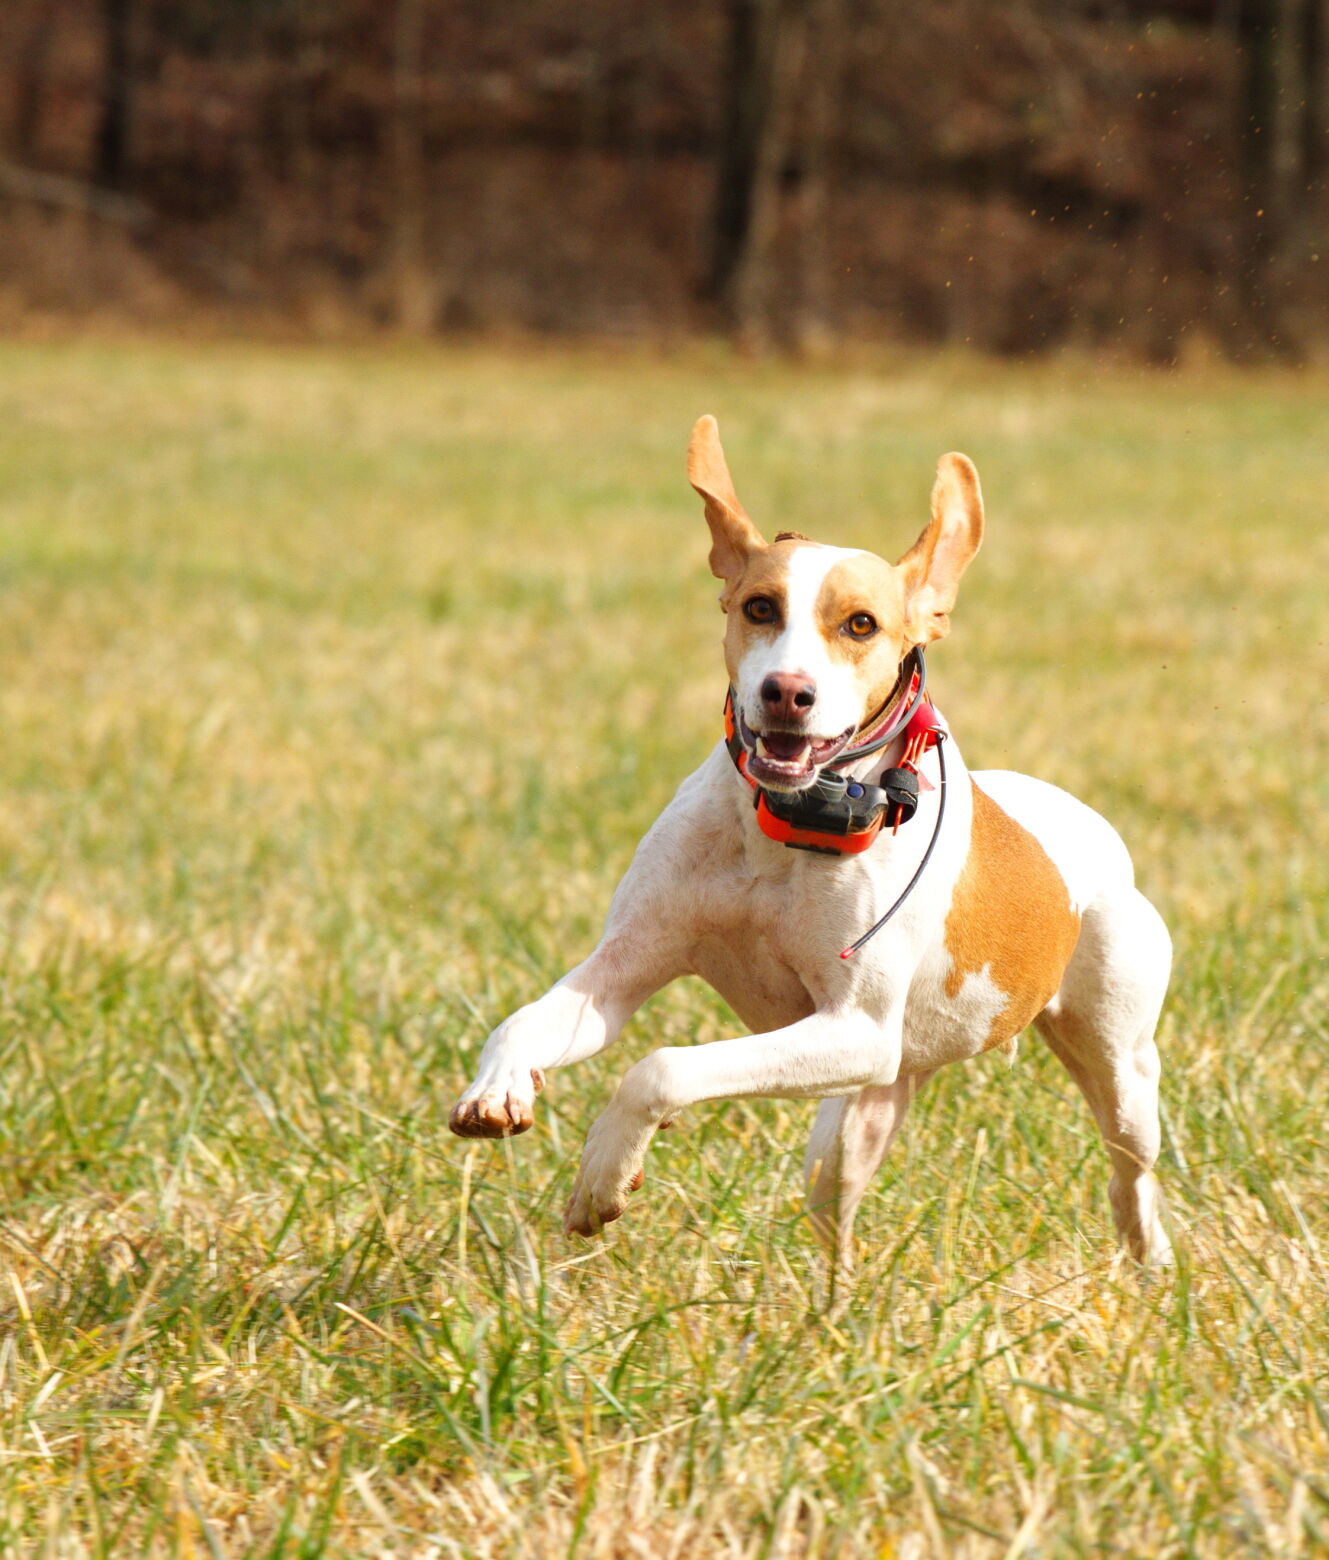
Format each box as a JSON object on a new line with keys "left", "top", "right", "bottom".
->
{"left": 448, "top": 1096, "right": 534, "bottom": 1139}
{"left": 504, "top": 1094, "right": 534, "bottom": 1133}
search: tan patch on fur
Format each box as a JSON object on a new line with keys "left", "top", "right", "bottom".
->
{"left": 721, "top": 537, "right": 803, "bottom": 609}
{"left": 945, "top": 782, "right": 1082, "bottom": 1050}
{"left": 814, "top": 553, "right": 913, "bottom": 724}
{"left": 721, "top": 539, "right": 807, "bottom": 678}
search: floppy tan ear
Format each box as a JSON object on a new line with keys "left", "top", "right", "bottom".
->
{"left": 687, "top": 415, "right": 766, "bottom": 585}
{"left": 896, "top": 453, "right": 985, "bottom": 645}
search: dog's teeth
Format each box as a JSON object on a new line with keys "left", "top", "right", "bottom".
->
{"left": 755, "top": 734, "right": 813, "bottom": 770}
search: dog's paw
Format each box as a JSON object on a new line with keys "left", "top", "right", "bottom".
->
{"left": 1111, "top": 1175, "right": 1174, "bottom": 1271}
{"left": 563, "top": 1113, "right": 649, "bottom": 1237}
{"left": 1126, "top": 1223, "right": 1175, "bottom": 1272}
{"left": 449, "top": 1069, "right": 545, "bottom": 1139}
{"left": 563, "top": 1058, "right": 675, "bottom": 1235}
{"left": 564, "top": 1164, "right": 644, "bottom": 1238}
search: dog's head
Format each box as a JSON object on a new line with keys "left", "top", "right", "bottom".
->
{"left": 689, "top": 416, "right": 984, "bottom": 792}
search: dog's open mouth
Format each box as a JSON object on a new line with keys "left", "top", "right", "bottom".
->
{"left": 738, "top": 713, "right": 855, "bottom": 789}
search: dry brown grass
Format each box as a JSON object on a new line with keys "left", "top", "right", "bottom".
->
{"left": 0, "top": 340, "right": 1325, "bottom": 1555}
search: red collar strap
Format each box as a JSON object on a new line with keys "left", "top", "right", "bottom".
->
{"left": 724, "top": 667, "right": 943, "bottom": 857}
{"left": 837, "top": 647, "right": 927, "bottom": 763}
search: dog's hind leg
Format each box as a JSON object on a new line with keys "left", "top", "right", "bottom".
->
{"left": 1034, "top": 885, "right": 1173, "bottom": 1266}
{"left": 804, "top": 1073, "right": 933, "bottom": 1290}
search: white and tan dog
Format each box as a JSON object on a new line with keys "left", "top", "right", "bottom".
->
{"left": 451, "top": 418, "right": 1172, "bottom": 1275}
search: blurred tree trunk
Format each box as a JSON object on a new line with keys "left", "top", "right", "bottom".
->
{"left": 387, "top": 0, "right": 435, "bottom": 330}
{"left": 11, "top": 0, "right": 59, "bottom": 163}
{"left": 1302, "top": 0, "right": 1327, "bottom": 181}
{"left": 785, "top": 0, "right": 845, "bottom": 355}
{"left": 1234, "top": 0, "right": 1304, "bottom": 359}
{"left": 94, "top": 0, "right": 134, "bottom": 189}
{"left": 701, "top": 0, "right": 792, "bottom": 345}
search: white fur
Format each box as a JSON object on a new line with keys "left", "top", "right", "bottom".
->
{"left": 451, "top": 574, "right": 1172, "bottom": 1274}
{"left": 735, "top": 545, "right": 866, "bottom": 739}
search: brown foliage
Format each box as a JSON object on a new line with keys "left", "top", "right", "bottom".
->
{"left": 0, "top": 0, "right": 1323, "bottom": 357}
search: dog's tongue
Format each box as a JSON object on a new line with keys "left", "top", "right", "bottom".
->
{"left": 762, "top": 732, "right": 810, "bottom": 761}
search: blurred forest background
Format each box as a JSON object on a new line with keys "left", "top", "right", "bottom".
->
{"left": 0, "top": 0, "right": 1325, "bottom": 362}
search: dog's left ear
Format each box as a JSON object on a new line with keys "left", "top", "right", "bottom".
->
{"left": 688, "top": 415, "right": 767, "bottom": 586}
{"left": 897, "top": 453, "right": 985, "bottom": 645}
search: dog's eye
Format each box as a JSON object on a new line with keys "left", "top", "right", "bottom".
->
{"left": 743, "top": 597, "right": 777, "bottom": 625}
{"left": 846, "top": 612, "right": 878, "bottom": 638}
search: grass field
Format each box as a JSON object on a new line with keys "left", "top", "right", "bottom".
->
{"left": 0, "top": 338, "right": 1326, "bottom": 1557}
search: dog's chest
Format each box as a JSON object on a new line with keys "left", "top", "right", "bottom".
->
{"left": 678, "top": 770, "right": 1082, "bottom": 1067}
{"left": 685, "top": 856, "right": 822, "bottom": 1034}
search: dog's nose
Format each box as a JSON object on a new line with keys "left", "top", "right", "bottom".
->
{"left": 760, "top": 672, "right": 817, "bottom": 721}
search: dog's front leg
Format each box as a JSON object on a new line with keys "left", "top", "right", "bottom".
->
{"left": 449, "top": 937, "right": 681, "bottom": 1139}
{"left": 564, "top": 1008, "right": 898, "bottom": 1235}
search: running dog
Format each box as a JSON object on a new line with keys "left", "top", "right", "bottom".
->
{"left": 450, "top": 418, "right": 1172, "bottom": 1277}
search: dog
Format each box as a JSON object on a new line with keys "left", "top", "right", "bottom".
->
{"left": 450, "top": 417, "right": 1172, "bottom": 1277}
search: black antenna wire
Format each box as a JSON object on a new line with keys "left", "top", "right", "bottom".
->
{"left": 839, "top": 733, "right": 948, "bottom": 960}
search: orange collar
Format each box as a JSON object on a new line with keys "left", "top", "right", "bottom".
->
{"left": 723, "top": 656, "right": 943, "bottom": 856}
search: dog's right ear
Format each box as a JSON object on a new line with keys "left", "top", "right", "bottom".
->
{"left": 896, "top": 452, "right": 985, "bottom": 645}
{"left": 688, "top": 416, "right": 766, "bottom": 586}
